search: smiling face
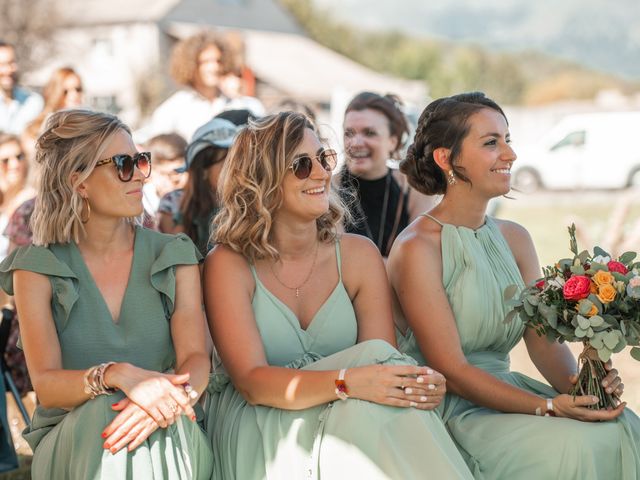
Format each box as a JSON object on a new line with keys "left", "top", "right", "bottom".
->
{"left": 61, "top": 74, "right": 83, "bottom": 109}
{"left": 195, "top": 45, "right": 222, "bottom": 90}
{"left": 453, "top": 108, "right": 516, "bottom": 197}
{"left": 79, "top": 129, "right": 145, "bottom": 220}
{"left": 279, "top": 128, "right": 332, "bottom": 222}
{"left": 0, "top": 139, "right": 27, "bottom": 192}
{"left": 0, "top": 46, "right": 17, "bottom": 96}
{"left": 344, "top": 108, "right": 398, "bottom": 180}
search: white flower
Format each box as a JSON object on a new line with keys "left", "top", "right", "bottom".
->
{"left": 592, "top": 254, "right": 611, "bottom": 265}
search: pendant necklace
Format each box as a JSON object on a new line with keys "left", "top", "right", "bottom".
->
{"left": 269, "top": 241, "right": 319, "bottom": 298}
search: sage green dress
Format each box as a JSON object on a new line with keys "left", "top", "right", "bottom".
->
{"left": 206, "top": 241, "right": 473, "bottom": 479}
{"left": 0, "top": 227, "right": 213, "bottom": 480}
{"left": 399, "top": 215, "right": 640, "bottom": 479}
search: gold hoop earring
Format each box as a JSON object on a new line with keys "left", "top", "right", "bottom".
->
{"left": 447, "top": 170, "right": 457, "bottom": 186}
{"left": 81, "top": 197, "right": 91, "bottom": 224}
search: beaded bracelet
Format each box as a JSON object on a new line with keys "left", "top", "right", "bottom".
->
{"left": 83, "top": 362, "right": 118, "bottom": 399}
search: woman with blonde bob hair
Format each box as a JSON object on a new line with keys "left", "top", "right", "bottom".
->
{"left": 0, "top": 109, "right": 213, "bottom": 479}
{"left": 204, "top": 111, "right": 472, "bottom": 479}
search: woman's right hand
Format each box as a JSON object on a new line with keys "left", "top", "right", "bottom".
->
{"left": 107, "top": 363, "right": 196, "bottom": 427}
{"left": 345, "top": 364, "right": 446, "bottom": 410}
{"left": 552, "top": 394, "right": 626, "bottom": 422}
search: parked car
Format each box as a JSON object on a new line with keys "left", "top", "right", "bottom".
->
{"left": 511, "top": 112, "right": 640, "bottom": 192}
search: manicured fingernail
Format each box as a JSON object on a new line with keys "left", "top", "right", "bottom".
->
{"left": 428, "top": 384, "right": 436, "bottom": 390}
{"left": 111, "top": 403, "right": 118, "bottom": 408}
{"left": 426, "top": 368, "right": 434, "bottom": 375}
{"left": 602, "top": 380, "right": 608, "bottom": 387}
{"left": 191, "top": 415, "right": 196, "bottom": 421}
{"left": 606, "top": 387, "right": 612, "bottom": 393}
{"left": 416, "top": 376, "right": 424, "bottom": 384}
{"left": 420, "top": 396, "right": 427, "bottom": 402}
{"left": 592, "top": 396, "right": 599, "bottom": 403}
{"left": 101, "top": 432, "right": 107, "bottom": 439}
{"left": 110, "top": 447, "right": 117, "bottom": 454}
{"left": 404, "top": 388, "right": 413, "bottom": 394}
{"left": 103, "top": 442, "right": 109, "bottom": 449}
{"left": 409, "top": 401, "right": 418, "bottom": 407}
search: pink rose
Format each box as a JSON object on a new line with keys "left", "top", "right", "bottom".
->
{"left": 535, "top": 280, "right": 545, "bottom": 289}
{"left": 607, "top": 261, "right": 628, "bottom": 275}
{"left": 562, "top": 275, "right": 591, "bottom": 301}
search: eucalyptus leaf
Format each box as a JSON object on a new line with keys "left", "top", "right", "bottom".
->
{"left": 504, "top": 285, "right": 518, "bottom": 301}
{"left": 604, "top": 331, "right": 619, "bottom": 349}
{"left": 523, "top": 300, "right": 535, "bottom": 316}
{"left": 546, "top": 311, "right": 558, "bottom": 329}
{"left": 577, "top": 315, "right": 591, "bottom": 330}
{"left": 590, "top": 333, "right": 605, "bottom": 349}
{"left": 594, "top": 246, "right": 610, "bottom": 258}
{"left": 619, "top": 251, "right": 637, "bottom": 264}
{"left": 526, "top": 295, "right": 540, "bottom": 306}
{"left": 597, "top": 347, "right": 612, "bottom": 362}
{"left": 586, "top": 327, "right": 594, "bottom": 338}
{"left": 504, "top": 309, "right": 518, "bottom": 324}
{"left": 570, "top": 265, "right": 585, "bottom": 275}
{"left": 575, "top": 327, "right": 587, "bottom": 338}
{"left": 589, "top": 316, "right": 604, "bottom": 327}
{"left": 578, "top": 250, "right": 590, "bottom": 264}
{"left": 631, "top": 347, "right": 640, "bottom": 362}
{"left": 612, "top": 272, "right": 627, "bottom": 282}
{"left": 613, "top": 337, "right": 627, "bottom": 353}
{"left": 578, "top": 300, "right": 594, "bottom": 316}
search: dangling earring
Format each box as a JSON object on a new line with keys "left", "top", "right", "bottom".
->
{"left": 447, "top": 170, "right": 457, "bottom": 186}
{"left": 81, "top": 197, "right": 91, "bottom": 224}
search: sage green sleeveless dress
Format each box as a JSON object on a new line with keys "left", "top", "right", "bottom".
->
{"left": 0, "top": 227, "right": 213, "bottom": 480}
{"left": 398, "top": 215, "right": 640, "bottom": 479}
{"left": 205, "top": 241, "right": 473, "bottom": 479}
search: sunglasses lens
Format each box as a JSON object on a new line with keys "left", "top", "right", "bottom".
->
{"left": 292, "top": 156, "right": 312, "bottom": 179}
{"left": 136, "top": 152, "right": 152, "bottom": 178}
{"left": 320, "top": 149, "right": 337, "bottom": 171}
{"left": 117, "top": 155, "right": 134, "bottom": 181}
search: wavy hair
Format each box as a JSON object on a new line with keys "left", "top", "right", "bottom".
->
{"left": 31, "top": 109, "right": 131, "bottom": 246}
{"left": 169, "top": 32, "right": 233, "bottom": 88}
{"left": 213, "top": 112, "right": 345, "bottom": 261}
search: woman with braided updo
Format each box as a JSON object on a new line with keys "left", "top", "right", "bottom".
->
{"left": 387, "top": 92, "right": 640, "bottom": 479}
{"left": 339, "top": 92, "right": 435, "bottom": 257}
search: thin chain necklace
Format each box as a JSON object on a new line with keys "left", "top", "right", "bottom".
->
{"left": 269, "top": 241, "right": 319, "bottom": 298}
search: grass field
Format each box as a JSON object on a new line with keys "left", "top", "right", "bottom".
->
{"left": 497, "top": 188, "right": 640, "bottom": 412}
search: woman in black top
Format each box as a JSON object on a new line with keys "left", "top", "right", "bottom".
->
{"left": 339, "top": 92, "right": 435, "bottom": 256}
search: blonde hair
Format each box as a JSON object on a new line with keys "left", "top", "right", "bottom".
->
{"left": 31, "top": 109, "right": 132, "bottom": 246}
{"left": 213, "top": 112, "right": 345, "bottom": 261}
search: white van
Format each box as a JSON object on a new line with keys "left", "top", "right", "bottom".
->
{"left": 511, "top": 112, "right": 640, "bottom": 192}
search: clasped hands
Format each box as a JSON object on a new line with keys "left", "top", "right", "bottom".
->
{"left": 345, "top": 364, "right": 446, "bottom": 410}
{"left": 553, "top": 360, "right": 627, "bottom": 422}
{"left": 101, "top": 366, "right": 196, "bottom": 454}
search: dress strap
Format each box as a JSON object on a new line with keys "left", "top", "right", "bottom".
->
{"left": 420, "top": 213, "right": 445, "bottom": 227}
{"left": 335, "top": 240, "right": 343, "bottom": 280}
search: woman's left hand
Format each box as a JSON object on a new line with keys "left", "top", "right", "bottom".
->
{"left": 101, "top": 398, "right": 161, "bottom": 454}
{"left": 569, "top": 359, "right": 624, "bottom": 404}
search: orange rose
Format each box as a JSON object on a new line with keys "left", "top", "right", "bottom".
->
{"left": 596, "top": 283, "right": 617, "bottom": 304}
{"left": 592, "top": 270, "right": 614, "bottom": 286}
{"left": 590, "top": 281, "right": 598, "bottom": 294}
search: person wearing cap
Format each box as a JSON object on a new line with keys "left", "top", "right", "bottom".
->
{"left": 157, "top": 117, "right": 240, "bottom": 254}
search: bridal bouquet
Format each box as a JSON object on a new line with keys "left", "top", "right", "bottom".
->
{"left": 505, "top": 225, "right": 640, "bottom": 409}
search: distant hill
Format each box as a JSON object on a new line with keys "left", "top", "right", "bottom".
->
{"left": 314, "top": 0, "right": 640, "bottom": 80}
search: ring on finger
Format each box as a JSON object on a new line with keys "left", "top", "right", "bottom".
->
{"left": 167, "top": 401, "right": 179, "bottom": 414}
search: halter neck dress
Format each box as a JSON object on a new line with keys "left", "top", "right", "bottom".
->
{"left": 398, "top": 214, "right": 640, "bottom": 479}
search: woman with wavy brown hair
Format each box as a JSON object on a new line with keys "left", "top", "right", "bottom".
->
{"left": 203, "top": 111, "right": 472, "bottom": 479}
{"left": 140, "top": 31, "right": 264, "bottom": 142}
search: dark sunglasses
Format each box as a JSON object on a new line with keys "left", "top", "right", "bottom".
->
{"left": 289, "top": 148, "right": 337, "bottom": 180}
{"left": 95, "top": 152, "right": 152, "bottom": 182}
{"left": 0, "top": 153, "right": 25, "bottom": 166}
{"left": 64, "top": 86, "right": 83, "bottom": 95}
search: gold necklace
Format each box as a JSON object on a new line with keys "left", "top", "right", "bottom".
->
{"left": 269, "top": 241, "right": 319, "bottom": 298}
